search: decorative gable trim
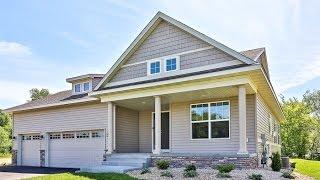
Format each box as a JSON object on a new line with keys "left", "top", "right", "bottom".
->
{"left": 94, "top": 12, "right": 256, "bottom": 90}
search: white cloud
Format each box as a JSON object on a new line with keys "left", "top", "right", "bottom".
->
{"left": 0, "top": 41, "right": 32, "bottom": 56}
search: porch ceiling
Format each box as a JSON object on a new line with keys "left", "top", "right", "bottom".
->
{"left": 114, "top": 84, "right": 255, "bottom": 111}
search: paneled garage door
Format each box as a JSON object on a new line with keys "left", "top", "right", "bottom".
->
{"left": 49, "top": 130, "right": 105, "bottom": 168}
{"left": 21, "top": 134, "right": 41, "bottom": 166}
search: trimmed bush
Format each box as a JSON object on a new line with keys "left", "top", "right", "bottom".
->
{"left": 160, "top": 170, "right": 173, "bottom": 178}
{"left": 290, "top": 162, "right": 296, "bottom": 169}
{"left": 248, "top": 173, "right": 263, "bottom": 180}
{"left": 271, "top": 152, "right": 282, "bottom": 171}
{"left": 216, "top": 172, "right": 231, "bottom": 178}
{"left": 156, "top": 160, "right": 170, "bottom": 170}
{"left": 183, "top": 170, "right": 198, "bottom": 178}
{"left": 216, "top": 164, "right": 235, "bottom": 173}
{"left": 184, "top": 164, "right": 196, "bottom": 172}
{"left": 140, "top": 167, "right": 150, "bottom": 174}
{"left": 282, "top": 170, "right": 295, "bottom": 179}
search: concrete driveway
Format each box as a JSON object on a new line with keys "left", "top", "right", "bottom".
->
{"left": 0, "top": 166, "right": 77, "bottom": 180}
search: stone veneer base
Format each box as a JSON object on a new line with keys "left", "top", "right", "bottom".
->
{"left": 150, "top": 154, "right": 258, "bottom": 169}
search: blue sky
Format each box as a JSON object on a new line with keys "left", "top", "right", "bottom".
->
{"left": 1, "top": 0, "right": 319, "bottom": 109}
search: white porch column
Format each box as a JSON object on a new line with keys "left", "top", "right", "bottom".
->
{"left": 107, "top": 102, "right": 114, "bottom": 154}
{"left": 238, "top": 85, "right": 248, "bottom": 154}
{"left": 153, "top": 96, "right": 161, "bottom": 154}
{"left": 17, "top": 134, "right": 22, "bottom": 166}
{"left": 44, "top": 133, "right": 49, "bottom": 167}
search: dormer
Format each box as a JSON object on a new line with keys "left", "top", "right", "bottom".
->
{"left": 66, "top": 74, "right": 104, "bottom": 95}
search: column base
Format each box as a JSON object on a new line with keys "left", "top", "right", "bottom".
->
{"left": 237, "top": 151, "right": 249, "bottom": 155}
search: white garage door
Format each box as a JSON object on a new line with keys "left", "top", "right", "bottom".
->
{"left": 21, "top": 134, "right": 41, "bottom": 166}
{"left": 49, "top": 130, "right": 105, "bottom": 168}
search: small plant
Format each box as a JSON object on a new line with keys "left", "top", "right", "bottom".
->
{"left": 140, "top": 167, "right": 150, "bottom": 174}
{"left": 183, "top": 170, "right": 198, "bottom": 177}
{"left": 216, "top": 164, "right": 235, "bottom": 173}
{"left": 248, "top": 173, "right": 263, "bottom": 180}
{"left": 184, "top": 164, "right": 197, "bottom": 171}
{"left": 156, "top": 159, "right": 170, "bottom": 169}
{"left": 271, "top": 152, "right": 282, "bottom": 171}
{"left": 216, "top": 172, "right": 231, "bottom": 178}
{"left": 290, "top": 162, "right": 296, "bottom": 169}
{"left": 282, "top": 170, "right": 295, "bottom": 179}
{"left": 161, "top": 170, "right": 173, "bottom": 178}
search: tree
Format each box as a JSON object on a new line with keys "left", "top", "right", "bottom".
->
{"left": 29, "top": 88, "right": 50, "bottom": 101}
{"left": 303, "top": 89, "right": 320, "bottom": 120}
{"left": 0, "top": 110, "right": 11, "bottom": 154}
{"left": 280, "top": 97, "right": 317, "bottom": 157}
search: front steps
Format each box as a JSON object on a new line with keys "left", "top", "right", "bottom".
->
{"left": 80, "top": 153, "right": 151, "bottom": 173}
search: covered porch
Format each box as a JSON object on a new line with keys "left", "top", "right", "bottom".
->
{"left": 100, "top": 75, "right": 257, "bottom": 155}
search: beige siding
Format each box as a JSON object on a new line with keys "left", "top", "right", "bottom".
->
{"left": 115, "top": 106, "right": 139, "bottom": 152}
{"left": 92, "top": 77, "right": 103, "bottom": 89}
{"left": 111, "top": 63, "right": 147, "bottom": 83}
{"left": 138, "top": 111, "right": 152, "bottom": 153}
{"left": 170, "top": 95, "right": 256, "bottom": 154}
{"left": 14, "top": 102, "right": 108, "bottom": 135}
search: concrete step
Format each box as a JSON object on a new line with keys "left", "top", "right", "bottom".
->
{"left": 109, "top": 153, "right": 151, "bottom": 159}
{"left": 102, "top": 160, "right": 146, "bottom": 168}
{"left": 80, "top": 165, "right": 141, "bottom": 173}
{"left": 107, "top": 157, "right": 148, "bottom": 162}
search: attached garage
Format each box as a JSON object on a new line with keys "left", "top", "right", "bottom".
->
{"left": 21, "top": 134, "right": 41, "bottom": 166}
{"left": 48, "top": 130, "right": 105, "bottom": 168}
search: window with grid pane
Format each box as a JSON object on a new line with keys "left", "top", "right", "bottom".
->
{"left": 150, "top": 61, "right": 160, "bottom": 74}
{"left": 166, "top": 58, "right": 177, "bottom": 71}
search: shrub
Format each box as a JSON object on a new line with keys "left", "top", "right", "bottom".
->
{"left": 160, "top": 170, "right": 173, "bottom": 178}
{"left": 156, "top": 160, "right": 170, "bottom": 170}
{"left": 290, "top": 162, "right": 296, "bottom": 169}
{"left": 140, "top": 167, "right": 150, "bottom": 174}
{"left": 216, "top": 164, "right": 235, "bottom": 173}
{"left": 183, "top": 170, "right": 198, "bottom": 177}
{"left": 216, "top": 172, "right": 231, "bottom": 178}
{"left": 282, "top": 170, "right": 295, "bottom": 179}
{"left": 184, "top": 164, "right": 196, "bottom": 172}
{"left": 271, "top": 152, "right": 282, "bottom": 171}
{"left": 248, "top": 173, "right": 263, "bottom": 180}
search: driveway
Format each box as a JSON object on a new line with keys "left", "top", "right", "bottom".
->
{"left": 0, "top": 166, "right": 78, "bottom": 180}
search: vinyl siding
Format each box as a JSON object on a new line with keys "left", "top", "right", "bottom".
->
{"left": 115, "top": 106, "right": 139, "bottom": 152}
{"left": 111, "top": 63, "right": 147, "bottom": 83}
{"left": 13, "top": 102, "right": 108, "bottom": 149}
{"left": 170, "top": 95, "right": 256, "bottom": 153}
{"left": 138, "top": 111, "right": 152, "bottom": 153}
{"left": 92, "top": 77, "right": 103, "bottom": 89}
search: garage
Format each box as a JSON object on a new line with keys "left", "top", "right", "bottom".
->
{"left": 21, "top": 134, "right": 41, "bottom": 166}
{"left": 49, "top": 129, "right": 105, "bottom": 168}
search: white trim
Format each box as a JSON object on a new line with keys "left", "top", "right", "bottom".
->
{"left": 74, "top": 83, "right": 82, "bottom": 94}
{"left": 189, "top": 100, "right": 231, "bottom": 140}
{"left": 164, "top": 56, "right": 180, "bottom": 73}
{"left": 103, "top": 59, "right": 244, "bottom": 88}
{"left": 94, "top": 12, "right": 256, "bottom": 90}
{"left": 83, "top": 81, "right": 91, "bottom": 92}
{"left": 147, "top": 59, "right": 162, "bottom": 75}
{"left": 113, "top": 105, "right": 116, "bottom": 151}
{"left": 151, "top": 111, "right": 170, "bottom": 152}
{"left": 122, "top": 47, "right": 213, "bottom": 68}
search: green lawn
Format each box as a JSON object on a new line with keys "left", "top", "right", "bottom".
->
{"left": 25, "top": 172, "right": 137, "bottom": 180}
{"left": 291, "top": 159, "right": 320, "bottom": 180}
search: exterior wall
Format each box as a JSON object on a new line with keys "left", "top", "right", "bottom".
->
{"left": 115, "top": 106, "right": 139, "bottom": 152}
{"left": 92, "top": 77, "right": 103, "bottom": 89}
{"left": 256, "top": 93, "right": 281, "bottom": 165}
{"left": 170, "top": 95, "right": 256, "bottom": 154}
{"left": 138, "top": 111, "right": 153, "bottom": 153}
{"left": 109, "top": 20, "right": 239, "bottom": 83}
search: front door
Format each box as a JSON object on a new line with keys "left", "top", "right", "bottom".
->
{"left": 152, "top": 112, "right": 170, "bottom": 150}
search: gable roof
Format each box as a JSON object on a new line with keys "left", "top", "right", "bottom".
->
{"left": 66, "top": 74, "right": 104, "bottom": 83}
{"left": 94, "top": 11, "right": 257, "bottom": 90}
{"left": 241, "top": 48, "right": 265, "bottom": 61}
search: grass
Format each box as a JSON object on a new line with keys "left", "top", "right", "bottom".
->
{"left": 291, "top": 158, "right": 320, "bottom": 180}
{"left": 24, "top": 172, "right": 137, "bottom": 180}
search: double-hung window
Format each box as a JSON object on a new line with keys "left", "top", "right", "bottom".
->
{"left": 150, "top": 61, "right": 160, "bottom": 74}
{"left": 166, "top": 58, "right": 177, "bottom": 71}
{"left": 191, "top": 101, "right": 230, "bottom": 139}
{"left": 74, "top": 84, "right": 81, "bottom": 93}
{"left": 83, "top": 82, "right": 90, "bottom": 92}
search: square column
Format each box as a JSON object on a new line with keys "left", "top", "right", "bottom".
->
{"left": 153, "top": 96, "right": 161, "bottom": 154}
{"left": 238, "top": 85, "right": 248, "bottom": 154}
{"left": 17, "top": 135, "right": 22, "bottom": 166}
{"left": 106, "top": 102, "right": 114, "bottom": 154}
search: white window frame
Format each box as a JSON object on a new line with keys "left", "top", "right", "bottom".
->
{"left": 164, "top": 56, "right": 180, "bottom": 72}
{"left": 74, "top": 83, "right": 82, "bottom": 94}
{"left": 147, "top": 59, "right": 161, "bottom": 75}
{"left": 83, "top": 81, "right": 91, "bottom": 92}
{"left": 190, "top": 100, "right": 231, "bottom": 140}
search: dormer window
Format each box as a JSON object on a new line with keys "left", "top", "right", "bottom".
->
{"left": 83, "top": 82, "right": 90, "bottom": 92}
{"left": 150, "top": 61, "right": 160, "bottom": 74}
{"left": 74, "top": 84, "right": 81, "bottom": 93}
{"left": 166, "top": 58, "right": 177, "bottom": 71}
{"left": 147, "top": 56, "right": 180, "bottom": 75}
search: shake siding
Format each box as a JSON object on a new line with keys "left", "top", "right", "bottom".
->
{"left": 115, "top": 107, "right": 139, "bottom": 152}
{"left": 92, "top": 77, "right": 103, "bottom": 89}
{"left": 110, "top": 63, "right": 147, "bottom": 83}
{"left": 138, "top": 111, "right": 152, "bottom": 153}
{"left": 13, "top": 102, "right": 108, "bottom": 135}
{"left": 170, "top": 95, "right": 256, "bottom": 153}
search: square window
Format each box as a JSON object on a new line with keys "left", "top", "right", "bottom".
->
{"left": 49, "top": 133, "right": 61, "bottom": 139}
{"left": 75, "top": 84, "right": 81, "bottom": 93}
{"left": 211, "top": 121, "right": 229, "bottom": 138}
{"left": 150, "top": 61, "right": 160, "bottom": 74}
{"left": 192, "top": 122, "right": 208, "bottom": 139}
{"left": 63, "top": 133, "right": 75, "bottom": 139}
{"left": 83, "top": 82, "right": 90, "bottom": 92}
{"left": 166, "top": 58, "right": 177, "bottom": 71}
{"left": 76, "top": 131, "right": 90, "bottom": 138}
{"left": 92, "top": 131, "right": 103, "bottom": 138}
